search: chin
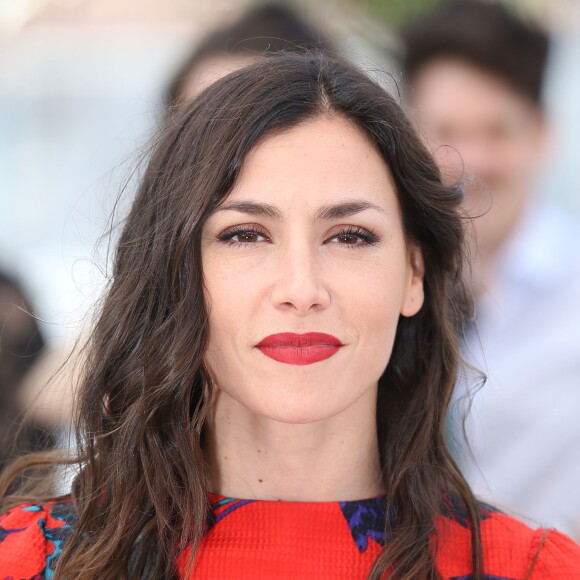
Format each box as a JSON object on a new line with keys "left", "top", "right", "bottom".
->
{"left": 254, "top": 391, "right": 353, "bottom": 425}
{"left": 261, "top": 409, "right": 335, "bottom": 425}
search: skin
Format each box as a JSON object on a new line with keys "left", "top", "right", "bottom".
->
{"left": 179, "top": 53, "right": 256, "bottom": 102}
{"left": 409, "top": 58, "right": 547, "bottom": 291}
{"left": 201, "top": 116, "right": 424, "bottom": 501}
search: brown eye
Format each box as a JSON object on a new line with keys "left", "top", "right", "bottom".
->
{"left": 238, "top": 231, "right": 260, "bottom": 243}
{"left": 337, "top": 234, "right": 360, "bottom": 245}
{"left": 217, "top": 226, "right": 270, "bottom": 246}
{"left": 327, "top": 226, "right": 379, "bottom": 248}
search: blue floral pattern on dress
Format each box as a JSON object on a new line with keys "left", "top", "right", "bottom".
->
{"left": 42, "top": 502, "right": 77, "bottom": 579}
{"left": 338, "top": 497, "right": 388, "bottom": 553}
{"left": 0, "top": 500, "right": 76, "bottom": 580}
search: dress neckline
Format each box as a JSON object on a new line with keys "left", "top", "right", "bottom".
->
{"left": 207, "top": 491, "right": 387, "bottom": 506}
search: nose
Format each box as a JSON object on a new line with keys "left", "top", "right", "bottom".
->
{"left": 270, "top": 237, "right": 331, "bottom": 314}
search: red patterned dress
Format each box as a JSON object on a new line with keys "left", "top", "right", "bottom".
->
{"left": 1, "top": 492, "right": 579, "bottom": 578}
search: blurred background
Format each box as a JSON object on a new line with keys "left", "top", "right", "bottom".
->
{"left": 1, "top": 0, "right": 580, "bottom": 538}
{"left": 2, "top": 0, "right": 579, "bottom": 341}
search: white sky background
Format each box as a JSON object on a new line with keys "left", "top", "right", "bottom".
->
{"left": 0, "top": 0, "right": 578, "bottom": 341}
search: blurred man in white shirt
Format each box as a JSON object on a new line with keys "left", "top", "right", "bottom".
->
{"left": 402, "top": 0, "right": 580, "bottom": 538}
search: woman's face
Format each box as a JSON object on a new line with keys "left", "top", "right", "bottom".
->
{"left": 201, "top": 116, "right": 424, "bottom": 424}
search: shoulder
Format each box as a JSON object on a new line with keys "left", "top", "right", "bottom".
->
{"left": 478, "top": 507, "right": 580, "bottom": 578}
{"left": 435, "top": 497, "right": 580, "bottom": 578}
{"left": 526, "top": 528, "right": 580, "bottom": 579}
{"left": 0, "top": 498, "right": 76, "bottom": 579}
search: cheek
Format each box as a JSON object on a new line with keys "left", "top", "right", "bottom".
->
{"left": 203, "top": 261, "right": 240, "bottom": 358}
{"left": 340, "top": 261, "right": 406, "bottom": 361}
{"left": 367, "top": 286, "right": 403, "bottom": 349}
{"left": 203, "top": 256, "right": 262, "bottom": 325}
{"left": 509, "top": 146, "right": 542, "bottom": 179}
{"left": 202, "top": 257, "right": 267, "bottom": 377}
{"left": 491, "top": 138, "right": 540, "bottom": 182}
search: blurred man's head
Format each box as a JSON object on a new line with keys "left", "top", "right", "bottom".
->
{"left": 402, "top": 0, "right": 549, "bottom": 263}
{"left": 166, "top": 3, "right": 331, "bottom": 107}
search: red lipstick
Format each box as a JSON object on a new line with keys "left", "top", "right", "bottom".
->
{"left": 255, "top": 332, "right": 343, "bottom": 365}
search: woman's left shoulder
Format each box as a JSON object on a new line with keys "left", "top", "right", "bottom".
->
{"left": 479, "top": 505, "right": 580, "bottom": 577}
{"left": 0, "top": 497, "right": 76, "bottom": 579}
{"left": 435, "top": 497, "right": 580, "bottom": 578}
{"left": 523, "top": 527, "right": 580, "bottom": 579}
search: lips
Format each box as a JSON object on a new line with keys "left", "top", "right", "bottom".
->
{"left": 255, "top": 332, "right": 344, "bottom": 365}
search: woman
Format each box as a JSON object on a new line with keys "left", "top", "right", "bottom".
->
{"left": 0, "top": 53, "right": 578, "bottom": 579}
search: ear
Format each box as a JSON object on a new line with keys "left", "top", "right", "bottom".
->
{"left": 401, "top": 244, "right": 425, "bottom": 318}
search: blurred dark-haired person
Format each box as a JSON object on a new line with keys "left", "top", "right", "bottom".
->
{"left": 166, "top": 2, "right": 333, "bottom": 108}
{"left": 402, "top": 0, "right": 580, "bottom": 538}
{"left": 0, "top": 270, "right": 55, "bottom": 474}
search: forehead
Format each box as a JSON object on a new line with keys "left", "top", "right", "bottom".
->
{"left": 411, "top": 58, "right": 537, "bottom": 122}
{"left": 226, "top": 115, "right": 399, "bottom": 214}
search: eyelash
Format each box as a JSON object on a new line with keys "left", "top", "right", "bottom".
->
{"left": 216, "top": 225, "right": 380, "bottom": 249}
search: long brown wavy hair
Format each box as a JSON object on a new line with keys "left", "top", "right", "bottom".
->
{"left": 0, "top": 52, "right": 481, "bottom": 579}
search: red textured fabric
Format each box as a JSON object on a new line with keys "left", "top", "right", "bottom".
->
{"left": 178, "top": 494, "right": 385, "bottom": 579}
{"left": 1, "top": 493, "right": 580, "bottom": 579}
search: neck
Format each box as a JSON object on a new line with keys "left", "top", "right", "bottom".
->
{"left": 203, "top": 387, "right": 383, "bottom": 502}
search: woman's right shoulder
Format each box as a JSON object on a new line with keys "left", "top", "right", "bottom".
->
{"left": 0, "top": 497, "right": 76, "bottom": 579}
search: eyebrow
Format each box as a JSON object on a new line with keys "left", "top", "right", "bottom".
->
{"left": 215, "top": 199, "right": 386, "bottom": 221}
{"left": 315, "top": 200, "right": 387, "bottom": 220}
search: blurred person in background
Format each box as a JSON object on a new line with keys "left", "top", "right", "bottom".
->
{"left": 401, "top": 0, "right": 580, "bottom": 538}
{"left": 0, "top": 269, "right": 55, "bottom": 476}
{"left": 165, "top": 2, "right": 334, "bottom": 108}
